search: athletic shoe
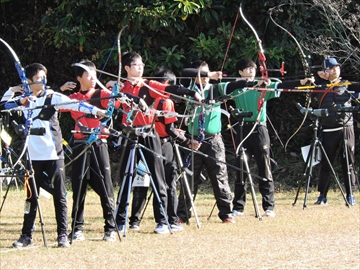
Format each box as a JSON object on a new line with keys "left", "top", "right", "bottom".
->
{"left": 314, "top": 194, "right": 327, "bottom": 205}
{"left": 346, "top": 195, "right": 357, "bottom": 205}
{"left": 117, "top": 224, "right": 124, "bottom": 232}
{"left": 13, "top": 234, "right": 33, "bottom": 248}
{"left": 154, "top": 223, "right": 169, "bottom": 234}
{"left": 233, "top": 210, "right": 244, "bottom": 217}
{"left": 129, "top": 224, "right": 140, "bottom": 231}
{"left": 68, "top": 230, "right": 85, "bottom": 241}
{"left": 222, "top": 217, "right": 236, "bottom": 224}
{"left": 264, "top": 210, "right": 276, "bottom": 217}
{"left": 103, "top": 231, "right": 116, "bottom": 242}
{"left": 170, "top": 223, "right": 185, "bottom": 232}
{"left": 58, "top": 234, "right": 70, "bottom": 248}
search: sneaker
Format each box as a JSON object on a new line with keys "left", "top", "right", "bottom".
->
{"left": 314, "top": 194, "right": 327, "bottom": 205}
{"left": 154, "top": 223, "right": 169, "bottom": 234}
{"left": 222, "top": 217, "right": 236, "bottom": 224}
{"left": 264, "top": 210, "right": 276, "bottom": 217}
{"left": 58, "top": 234, "right": 70, "bottom": 248}
{"left": 117, "top": 224, "right": 124, "bottom": 232}
{"left": 129, "top": 224, "right": 140, "bottom": 231}
{"left": 170, "top": 223, "right": 185, "bottom": 232}
{"left": 233, "top": 210, "right": 244, "bottom": 217}
{"left": 13, "top": 234, "right": 33, "bottom": 248}
{"left": 346, "top": 195, "right": 357, "bottom": 205}
{"left": 68, "top": 230, "right": 85, "bottom": 242}
{"left": 103, "top": 231, "right": 116, "bottom": 242}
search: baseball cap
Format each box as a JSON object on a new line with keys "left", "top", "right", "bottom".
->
{"left": 324, "top": 58, "right": 340, "bottom": 69}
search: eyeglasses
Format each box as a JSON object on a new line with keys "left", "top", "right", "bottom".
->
{"left": 130, "top": 63, "right": 145, "bottom": 68}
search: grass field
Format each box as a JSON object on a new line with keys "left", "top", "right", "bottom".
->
{"left": 0, "top": 187, "right": 359, "bottom": 270}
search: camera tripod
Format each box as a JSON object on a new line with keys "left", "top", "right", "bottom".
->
{"left": 69, "top": 138, "right": 121, "bottom": 244}
{"left": 115, "top": 134, "right": 172, "bottom": 236}
{"left": 293, "top": 114, "right": 348, "bottom": 209}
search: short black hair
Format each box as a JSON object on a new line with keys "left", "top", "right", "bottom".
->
{"left": 190, "top": 60, "right": 208, "bottom": 69}
{"left": 122, "top": 51, "right": 142, "bottom": 68}
{"left": 154, "top": 67, "right": 176, "bottom": 85}
{"left": 74, "top": 60, "right": 96, "bottom": 78}
{"left": 236, "top": 58, "right": 256, "bottom": 72}
{"left": 25, "top": 63, "right": 47, "bottom": 80}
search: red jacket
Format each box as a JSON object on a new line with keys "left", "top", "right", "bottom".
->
{"left": 120, "top": 80, "right": 168, "bottom": 126}
{"left": 62, "top": 88, "right": 120, "bottom": 139}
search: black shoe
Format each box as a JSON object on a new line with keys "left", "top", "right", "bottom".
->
{"left": 346, "top": 195, "right": 356, "bottom": 205}
{"left": 314, "top": 194, "right": 327, "bottom": 205}
{"left": 68, "top": 230, "right": 85, "bottom": 241}
{"left": 103, "top": 231, "right": 116, "bottom": 242}
{"left": 58, "top": 234, "right": 70, "bottom": 248}
{"left": 13, "top": 234, "right": 33, "bottom": 248}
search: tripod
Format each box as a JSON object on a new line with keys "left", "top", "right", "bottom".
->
{"left": 115, "top": 135, "right": 172, "bottom": 236}
{"left": 3, "top": 121, "right": 48, "bottom": 247}
{"left": 173, "top": 142, "right": 201, "bottom": 228}
{"left": 139, "top": 141, "right": 201, "bottom": 228}
{"left": 70, "top": 139, "right": 121, "bottom": 244}
{"left": 234, "top": 116, "right": 262, "bottom": 221}
{"left": 341, "top": 123, "right": 356, "bottom": 202}
{"left": 293, "top": 114, "right": 348, "bottom": 209}
{"left": 0, "top": 143, "right": 26, "bottom": 213}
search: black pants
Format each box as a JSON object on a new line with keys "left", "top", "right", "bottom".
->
{"left": 318, "top": 125, "right": 356, "bottom": 197}
{"left": 71, "top": 141, "right": 115, "bottom": 233}
{"left": 22, "top": 159, "right": 68, "bottom": 237}
{"left": 177, "top": 134, "right": 233, "bottom": 221}
{"left": 233, "top": 124, "right": 275, "bottom": 212}
{"left": 116, "top": 132, "right": 168, "bottom": 226}
{"left": 161, "top": 141, "right": 179, "bottom": 224}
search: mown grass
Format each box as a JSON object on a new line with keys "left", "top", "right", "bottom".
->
{"left": 0, "top": 187, "right": 359, "bottom": 270}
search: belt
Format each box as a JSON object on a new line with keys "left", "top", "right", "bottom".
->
{"left": 160, "top": 137, "right": 171, "bottom": 144}
{"left": 243, "top": 121, "right": 266, "bottom": 126}
{"left": 322, "top": 126, "right": 344, "bottom": 132}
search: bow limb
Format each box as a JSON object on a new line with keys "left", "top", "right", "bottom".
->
{"left": 219, "top": 6, "right": 240, "bottom": 152}
{"left": 0, "top": 38, "right": 31, "bottom": 97}
{"left": 239, "top": 4, "right": 268, "bottom": 80}
{"left": 117, "top": 25, "right": 127, "bottom": 87}
{"left": 268, "top": 6, "right": 312, "bottom": 79}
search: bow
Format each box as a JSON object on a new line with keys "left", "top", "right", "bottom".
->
{"left": 235, "top": 4, "right": 269, "bottom": 155}
{"left": 268, "top": 4, "right": 314, "bottom": 151}
{"left": 0, "top": 38, "right": 35, "bottom": 171}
